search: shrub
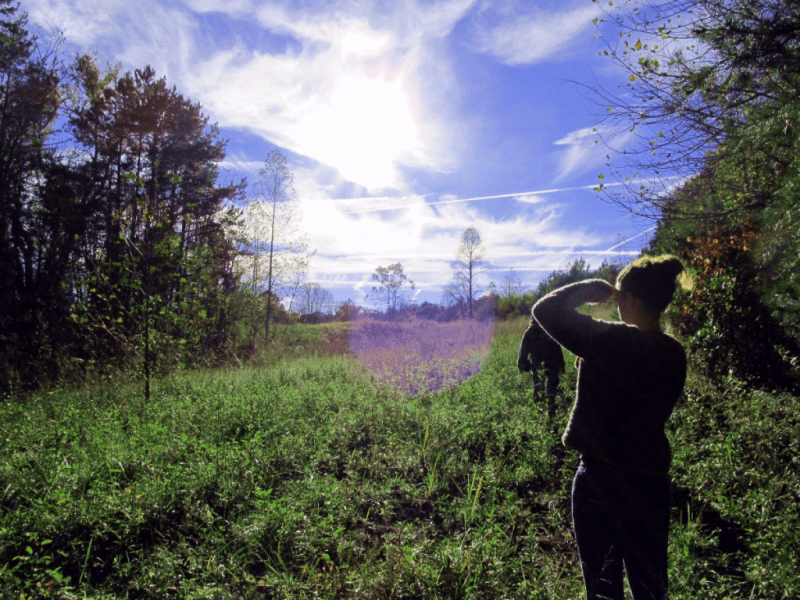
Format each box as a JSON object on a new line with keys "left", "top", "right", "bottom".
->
{"left": 670, "top": 219, "right": 799, "bottom": 390}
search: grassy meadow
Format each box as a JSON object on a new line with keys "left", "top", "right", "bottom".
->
{"left": 1, "top": 312, "right": 798, "bottom": 599}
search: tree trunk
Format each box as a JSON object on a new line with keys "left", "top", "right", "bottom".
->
{"left": 468, "top": 262, "right": 473, "bottom": 319}
{"left": 265, "top": 204, "right": 277, "bottom": 342}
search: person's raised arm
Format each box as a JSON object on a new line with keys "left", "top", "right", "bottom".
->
{"left": 532, "top": 280, "right": 616, "bottom": 357}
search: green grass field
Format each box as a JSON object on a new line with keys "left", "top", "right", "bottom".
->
{"left": 1, "top": 314, "right": 798, "bottom": 599}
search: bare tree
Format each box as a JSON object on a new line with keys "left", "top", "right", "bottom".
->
{"left": 500, "top": 268, "right": 526, "bottom": 297}
{"left": 240, "top": 149, "right": 308, "bottom": 342}
{"left": 445, "top": 226, "right": 486, "bottom": 318}
{"left": 371, "top": 263, "right": 415, "bottom": 316}
{"left": 298, "top": 283, "right": 335, "bottom": 315}
{"left": 279, "top": 269, "right": 306, "bottom": 315}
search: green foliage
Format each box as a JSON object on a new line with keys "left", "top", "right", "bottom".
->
{"left": 753, "top": 146, "right": 800, "bottom": 346}
{"left": 334, "top": 299, "right": 362, "bottom": 322}
{"left": 0, "top": 1, "right": 65, "bottom": 391}
{"left": 495, "top": 259, "right": 624, "bottom": 320}
{"left": 667, "top": 371, "right": 800, "bottom": 599}
{"left": 0, "top": 13, "right": 255, "bottom": 392}
{"left": 2, "top": 318, "right": 798, "bottom": 598}
{"left": 617, "top": 1, "right": 800, "bottom": 391}
{"left": 659, "top": 219, "right": 800, "bottom": 390}
{"left": 496, "top": 291, "right": 539, "bottom": 320}
{"left": 0, "top": 319, "right": 576, "bottom": 598}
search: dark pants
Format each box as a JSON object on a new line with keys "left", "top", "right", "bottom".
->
{"left": 531, "top": 366, "right": 559, "bottom": 417}
{"left": 572, "top": 457, "right": 670, "bottom": 600}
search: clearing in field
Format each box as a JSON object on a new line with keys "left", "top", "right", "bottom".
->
{"left": 347, "top": 317, "right": 495, "bottom": 395}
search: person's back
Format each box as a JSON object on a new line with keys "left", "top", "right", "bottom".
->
{"left": 517, "top": 318, "right": 564, "bottom": 373}
{"left": 559, "top": 319, "right": 686, "bottom": 475}
{"left": 532, "top": 255, "right": 689, "bottom": 600}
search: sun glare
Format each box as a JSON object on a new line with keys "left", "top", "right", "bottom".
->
{"left": 298, "top": 73, "right": 420, "bottom": 190}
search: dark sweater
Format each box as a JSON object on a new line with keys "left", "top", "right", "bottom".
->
{"left": 533, "top": 280, "right": 687, "bottom": 476}
{"left": 518, "top": 319, "right": 565, "bottom": 372}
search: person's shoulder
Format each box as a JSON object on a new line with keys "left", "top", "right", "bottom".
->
{"left": 657, "top": 333, "right": 687, "bottom": 364}
{"left": 595, "top": 320, "right": 651, "bottom": 345}
{"left": 602, "top": 323, "right": 685, "bottom": 357}
{"left": 583, "top": 318, "right": 617, "bottom": 337}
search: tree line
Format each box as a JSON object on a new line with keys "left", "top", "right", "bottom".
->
{"left": 0, "top": 1, "right": 612, "bottom": 394}
{"left": 0, "top": 0, "right": 243, "bottom": 393}
{"left": 0, "top": 1, "right": 325, "bottom": 393}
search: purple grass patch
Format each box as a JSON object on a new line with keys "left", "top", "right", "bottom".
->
{"left": 348, "top": 317, "right": 495, "bottom": 395}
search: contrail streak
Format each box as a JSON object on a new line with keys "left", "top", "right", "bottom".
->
{"left": 339, "top": 182, "right": 628, "bottom": 214}
{"left": 595, "top": 226, "right": 657, "bottom": 257}
{"left": 324, "top": 175, "right": 685, "bottom": 214}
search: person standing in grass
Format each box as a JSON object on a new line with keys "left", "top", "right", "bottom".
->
{"left": 532, "top": 255, "right": 688, "bottom": 600}
{"left": 517, "top": 316, "right": 565, "bottom": 416}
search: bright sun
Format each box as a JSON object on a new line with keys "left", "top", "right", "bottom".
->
{"left": 298, "top": 73, "right": 421, "bottom": 190}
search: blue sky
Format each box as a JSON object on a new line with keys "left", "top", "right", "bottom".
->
{"left": 27, "top": 0, "right": 659, "bottom": 306}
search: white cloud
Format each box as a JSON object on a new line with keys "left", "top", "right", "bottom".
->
{"left": 26, "top": 0, "right": 470, "bottom": 192}
{"left": 553, "top": 125, "right": 636, "bottom": 180}
{"left": 27, "top": 0, "right": 201, "bottom": 82}
{"left": 469, "top": 1, "right": 603, "bottom": 65}
{"left": 218, "top": 156, "right": 263, "bottom": 175}
{"left": 244, "top": 0, "right": 477, "bottom": 46}
{"left": 554, "top": 126, "right": 604, "bottom": 180}
{"left": 26, "top": 0, "right": 124, "bottom": 47}
{"left": 514, "top": 193, "right": 546, "bottom": 204}
{"left": 24, "top": 0, "right": 647, "bottom": 303}
{"left": 293, "top": 177, "right": 608, "bottom": 300}
{"left": 180, "top": 0, "right": 253, "bottom": 16}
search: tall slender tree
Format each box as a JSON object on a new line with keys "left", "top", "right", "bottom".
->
{"left": 244, "top": 149, "right": 308, "bottom": 342}
{"left": 444, "top": 226, "right": 486, "bottom": 318}
{"left": 0, "top": 0, "right": 63, "bottom": 386}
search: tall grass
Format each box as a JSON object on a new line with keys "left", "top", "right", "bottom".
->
{"left": 1, "top": 314, "right": 797, "bottom": 598}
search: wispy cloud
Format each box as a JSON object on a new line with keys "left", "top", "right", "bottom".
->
{"left": 515, "top": 194, "right": 546, "bottom": 204}
{"left": 29, "top": 0, "right": 471, "bottom": 192}
{"left": 469, "top": 1, "right": 603, "bottom": 65}
{"left": 26, "top": 0, "right": 655, "bottom": 303}
{"left": 218, "top": 156, "right": 263, "bottom": 175}
{"left": 553, "top": 125, "right": 637, "bottom": 180}
{"left": 334, "top": 182, "right": 627, "bottom": 213}
{"left": 554, "top": 126, "right": 604, "bottom": 180}
{"left": 297, "top": 181, "right": 612, "bottom": 300}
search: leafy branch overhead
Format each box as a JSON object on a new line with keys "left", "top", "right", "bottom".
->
{"left": 587, "top": 0, "right": 800, "bottom": 219}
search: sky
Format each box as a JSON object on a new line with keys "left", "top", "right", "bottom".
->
{"left": 26, "top": 0, "right": 661, "bottom": 307}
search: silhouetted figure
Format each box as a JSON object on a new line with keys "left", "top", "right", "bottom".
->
{"left": 533, "top": 256, "right": 688, "bottom": 600}
{"left": 517, "top": 316, "right": 565, "bottom": 416}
